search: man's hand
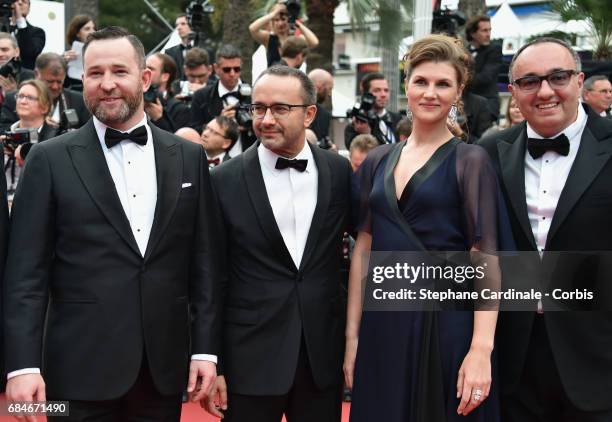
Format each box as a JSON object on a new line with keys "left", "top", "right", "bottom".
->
{"left": 0, "top": 75, "right": 17, "bottom": 92}
{"left": 201, "top": 375, "right": 228, "bottom": 418}
{"left": 6, "top": 374, "right": 46, "bottom": 422}
{"left": 144, "top": 98, "right": 164, "bottom": 121}
{"left": 187, "top": 360, "right": 217, "bottom": 402}
{"left": 221, "top": 104, "right": 237, "bottom": 120}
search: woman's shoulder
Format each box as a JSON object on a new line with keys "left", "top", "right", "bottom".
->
{"left": 456, "top": 141, "right": 492, "bottom": 164}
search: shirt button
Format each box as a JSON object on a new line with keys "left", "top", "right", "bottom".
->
{"left": 128, "top": 161, "right": 131, "bottom": 165}
{"left": 545, "top": 160, "right": 549, "bottom": 163}
{"left": 543, "top": 190, "right": 547, "bottom": 194}
{"left": 133, "top": 194, "right": 136, "bottom": 198}
{"left": 542, "top": 216, "right": 546, "bottom": 220}
{"left": 137, "top": 229, "right": 141, "bottom": 232}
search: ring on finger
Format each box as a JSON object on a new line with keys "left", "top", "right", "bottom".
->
{"left": 472, "top": 389, "right": 483, "bottom": 401}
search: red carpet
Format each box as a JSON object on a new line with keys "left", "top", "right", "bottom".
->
{"left": 0, "top": 397, "right": 351, "bottom": 421}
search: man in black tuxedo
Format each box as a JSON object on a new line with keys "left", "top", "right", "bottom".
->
{"left": 0, "top": 170, "right": 9, "bottom": 392}
{"left": 11, "top": 0, "right": 45, "bottom": 70}
{"left": 0, "top": 52, "right": 89, "bottom": 132}
{"left": 164, "top": 14, "right": 193, "bottom": 81}
{"left": 203, "top": 66, "right": 351, "bottom": 422}
{"left": 3, "top": 27, "right": 218, "bottom": 421}
{"left": 479, "top": 37, "right": 612, "bottom": 421}
{"left": 582, "top": 75, "right": 612, "bottom": 118}
{"left": 465, "top": 15, "right": 502, "bottom": 119}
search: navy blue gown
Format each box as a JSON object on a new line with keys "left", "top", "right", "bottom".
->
{"left": 349, "top": 139, "right": 513, "bottom": 422}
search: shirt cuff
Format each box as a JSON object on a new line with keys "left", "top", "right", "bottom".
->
{"left": 191, "top": 354, "right": 217, "bottom": 364}
{"left": 16, "top": 17, "right": 27, "bottom": 29}
{"left": 7, "top": 368, "right": 40, "bottom": 380}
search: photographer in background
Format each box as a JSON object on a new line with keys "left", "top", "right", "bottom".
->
{"left": 164, "top": 14, "right": 193, "bottom": 81}
{"left": 0, "top": 32, "right": 33, "bottom": 100}
{"left": 2, "top": 80, "right": 57, "bottom": 192}
{"left": 249, "top": 0, "right": 318, "bottom": 68}
{"left": 63, "top": 14, "right": 96, "bottom": 90}
{"left": 201, "top": 115, "right": 238, "bottom": 168}
{"left": 173, "top": 47, "right": 213, "bottom": 102}
{"left": 0, "top": 52, "right": 89, "bottom": 133}
{"left": 344, "top": 72, "right": 401, "bottom": 148}
{"left": 10, "top": 0, "right": 45, "bottom": 70}
{"left": 145, "top": 52, "right": 189, "bottom": 131}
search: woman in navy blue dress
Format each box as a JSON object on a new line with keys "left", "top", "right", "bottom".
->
{"left": 344, "top": 34, "right": 513, "bottom": 422}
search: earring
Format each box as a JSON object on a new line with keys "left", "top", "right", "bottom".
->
{"left": 448, "top": 104, "right": 458, "bottom": 124}
{"left": 406, "top": 109, "right": 413, "bottom": 121}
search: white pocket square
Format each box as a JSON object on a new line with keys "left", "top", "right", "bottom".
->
{"left": 181, "top": 183, "right": 192, "bottom": 188}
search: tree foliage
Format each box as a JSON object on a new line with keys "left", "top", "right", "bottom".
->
{"left": 552, "top": 0, "right": 612, "bottom": 59}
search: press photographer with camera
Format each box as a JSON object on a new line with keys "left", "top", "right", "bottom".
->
{"left": 0, "top": 52, "right": 89, "bottom": 133}
{"left": 2, "top": 79, "right": 57, "bottom": 192}
{"left": 344, "top": 72, "right": 401, "bottom": 149}
{"left": 8, "top": 0, "right": 45, "bottom": 71}
{"left": 164, "top": 14, "right": 194, "bottom": 81}
{"left": 0, "top": 32, "right": 33, "bottom": 97}
{"left": 189, "top": 44, "right": 256, "bottom": 153}
{"left": 144, "top": 52, "right": 190, "bottom": 131}
{"left": 249, "top": 0, "right": 319, "bottom": 68}
{"left": 172, "top": 47, "right": 213, "bottom": 103}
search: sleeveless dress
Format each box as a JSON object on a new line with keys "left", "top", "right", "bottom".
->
{"left": 349, "top": 139, "right": 514, "bottom": 422}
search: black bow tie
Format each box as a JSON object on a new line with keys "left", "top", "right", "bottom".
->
{"left": 180, "top": 43, "right": 192, "bottom": 51}
{"left": 208, "top": 158, "right": 220, "bottom": 167}
{"left": 527, "top": 134, "right": 570, "bottom": 159}
{"left": 105, "top": 126, "right": 148, "bottom": 149}
{"left": 275, "top": 157, "right": 308, "bottom": 172}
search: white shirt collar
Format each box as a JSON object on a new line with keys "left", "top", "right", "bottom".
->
{"left": 526, "top": 103, "right": 587, "bottom": 141}
{"left": 93, "top": 114, "right": 150, "bottom": 151}
{"left": 258, "top": 140, "right": 314, "bottom": 177}
{"left": 218, "top": 80, "right": 241, "bottom": 98}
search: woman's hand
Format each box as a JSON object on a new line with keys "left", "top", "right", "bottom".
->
{"left": 456, "top": 346, "right": 492, "bottom": 416}
{"left": 63, "top": 49, "right": 78, "bottom": 62}
{"left": 343, "top": 335, "right": 358, "bottom": 390}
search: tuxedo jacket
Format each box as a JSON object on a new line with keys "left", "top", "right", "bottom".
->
{"left": 467, "top": 43, "right": 502, "bottom": 102}
{"left": 15, "top": 21, "right": 45, "bottom": 70}
{"left": 3, "top": 119, "right": 219, "bottom": 400}
{"left": 189, "top": 80, "right": 225, "bottom": 133}
{"left": 479, "top": 107, "right": 612, "bottom": 411}
{"left": 0, "top": 89, "right": 90, "bottom": 132}
{"left": 210, "top": 142, "right": 352, "bottom": 396}
{"left": 0, "top": 169, "right": 9, "bottom": 390}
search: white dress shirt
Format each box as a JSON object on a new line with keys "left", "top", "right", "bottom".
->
{"left": 524, "top": 104, "right": 587, "bottom": 254}
{"left": 218, "top": 81, "right": 244, "bottom": 157}
{"left": 8, "top": 114, "right": 215, "bottom": 380}
{"left": 258, "top": 141, "right": 318, "bottom": 268}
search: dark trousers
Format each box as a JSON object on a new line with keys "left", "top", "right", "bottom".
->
{"left": 223, "top": 342, "right": 342, "bottom": 422}
{"left": 502, "top": 315, "right": 612, "bottom": 422}
{"left": 48, "top": 356, "right": 183, "bottom": 422}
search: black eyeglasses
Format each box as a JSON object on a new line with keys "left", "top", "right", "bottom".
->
{"left": 221, "top": 66, "right": 241, "bottom": 74}
{"left": 248, "top": 103, "right": 312, "bottom": 119}
{"left": 512, "top": 69, "right": 577, "bottom": 92}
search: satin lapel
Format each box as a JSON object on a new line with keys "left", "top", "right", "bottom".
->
{"left": 68, "top": 120, "right": 141, "bottom": 257}
{"left": 547, "top": 126, "right": 612, "bottom": 246}
{"left": 382, "top": 141, "right": 427, "bottom": 251}
{"left": 299, "top": 144, "right": 331, "bottom": 271}
{"left": 242, "top": 144, "right": 297, "bottom": 271}
{"left": 144, "top": 127, "right": 181, "bottom": 261}
{"left": 497, "top": 127, "right": 536, "bottom": 249}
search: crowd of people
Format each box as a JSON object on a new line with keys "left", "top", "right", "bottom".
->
{"left": 0, "top": 1, "right": 611, "bottom": 422}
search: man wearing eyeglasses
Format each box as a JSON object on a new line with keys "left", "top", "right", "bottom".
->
{"left": 479, "top": 37, "right": 612, "bottom": 421}
{"left": 582, "top": 75, "right": 612, "bottom": 118}
{"left": 203, "top": 66, "right": 350, "bottom": 422}
{"left": 201, "top": 115, "right": 239, "bottom": 167}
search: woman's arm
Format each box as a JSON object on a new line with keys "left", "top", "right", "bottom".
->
{"left": 295, "top": 20, "right": 319, "bottom": 48}
{"left": 344, "top": 231, "right": 372, "bottom": 389}
{"left": 249, "top": 4, "right": 286, "bottom": 46}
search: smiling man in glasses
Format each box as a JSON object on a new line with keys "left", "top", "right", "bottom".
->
{"left": 479, "top": 37, "right": 612, "bottom": 421}
{"left": 203, "top": 65, "right": 351, "bottom": 422}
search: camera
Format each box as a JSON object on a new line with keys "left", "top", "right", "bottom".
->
{"left": 0, "top": 0, "right": 15, "bottom": 19}
{"left": 0, "top": 57, "right": 20, "bottom": 79}
{"left": 222, "top": 83, "right": 253, "bottom": 129}
{"left": 60, "top": 109, "right": 80, "bottom": 132}
{"left": 280, "top": 0, "right": 301, "bottom": 33}
{"left": 143, "top": 84, "right": 161, "bottom": 103}
{"left": 347, "top": 93, "right": 394, "bottom": 144}
{"left": 3, "top": 128, "right": 31, "bottom": 151}
{"left": 186, "top": 0, "right": 214, "bottom": 33}
{"left": 317, "top": 135, "right": 333, "bottom": 150}
{"left": 432, "top": 9, "right": 466, "bottom": 37}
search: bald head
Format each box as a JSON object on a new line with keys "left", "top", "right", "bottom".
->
{"left": 175, "top": 127, "right": 204, "bottom": 146}
{"left": 308, "top": 68, "right": 333, "bottom": 103}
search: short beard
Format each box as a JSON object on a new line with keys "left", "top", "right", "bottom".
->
{"left": 85, "top": 85, "right": 143, "bottom": 126}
